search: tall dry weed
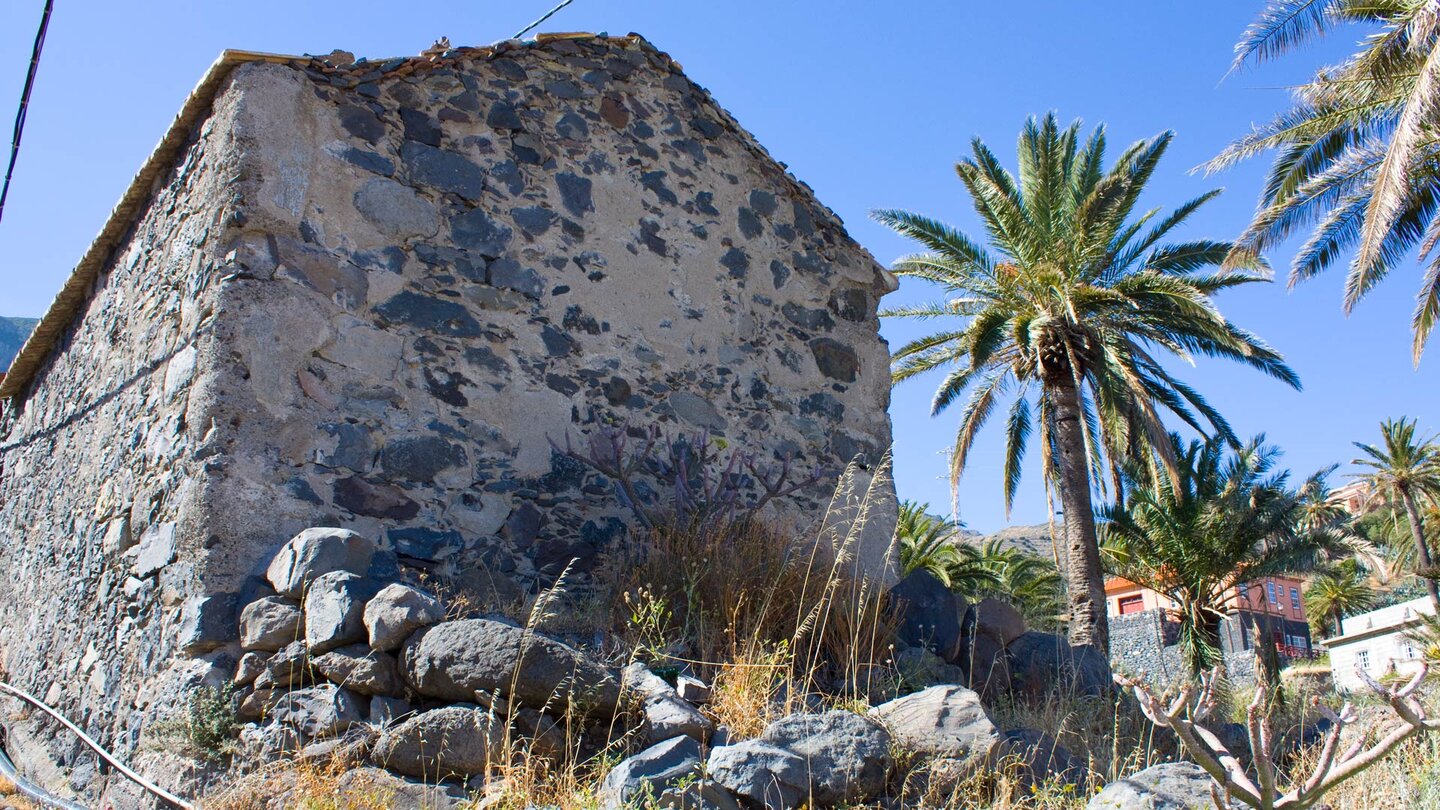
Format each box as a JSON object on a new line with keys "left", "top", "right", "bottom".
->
{"left": 602, "top": 459, "right": 901, "bottom": 723}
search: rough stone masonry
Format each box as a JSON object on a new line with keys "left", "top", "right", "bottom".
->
{"left": 0, "top": 33, "right": 897, "bottom": 799}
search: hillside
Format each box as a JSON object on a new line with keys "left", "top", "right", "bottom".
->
{"left": 966, "top": 522, "right": 1066, "bottom": 566}
{"left": 0, "top": 317, "right": 37, "bottom": 371}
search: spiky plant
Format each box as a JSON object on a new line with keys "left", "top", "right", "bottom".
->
{"left": 971, "top": 538, "right": 1066, "bottom": 630}
{"left": 1217, "top": 0, "right": 1440, "bottom": 361}
{"left": 895, "top": 500, "right": 1000, "bottom": 594}
{"left": 1101, "top": 434, "right": 1351, "bottom": 674}
{"left": 1353, "top": 417, "right": 1440, "bottom": 610}
{"left": 876, "top": 113, "right": 1299, "bottom": 652}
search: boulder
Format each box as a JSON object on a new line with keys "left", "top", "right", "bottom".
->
{"left": 402, "top": 619, "right": 620, "bottom": 712}
{"left": 312, "top": 644, "right": 404, "bottom": 696}
{"left": 239, "top": 596, "right": 303, "bottom": 652}
{"left": 336, "top": 767, "right": 469, "bottom": 810}
{"left": 304, "top": 571, "right": 381, "bottom": 654}
{"left": 369, "top": 695, "right": 417, "bottom": 726}
{"left": 965, "top": 597, "right": 1028, "bottom": 647}
{"left": 957, "top": 632, "right": 1011, "bottom": 701}
{"left": 1006, "top": 632, "right": 1111, "bottom": 700}
{"left": 298, "top": 725, "right": 378, "bottom": 769}
{"left": 871, "top": 685, "right": 998, "bottom": 768}
{"left": 760, "top": 710, "right": 892, "bottom": 805}
{"left": 266, "top": 527, "right": 376, "bottom": 598}
{"left": 1087, "top": 761, "right": 1228, "bottom": 809}
{"left": 646, "top": 695, "right": 713, "bottom": 744}
{"left": 655, "top": 779, "right": 741, "bottom": 810}
{"left": 255, "top": 641, "right": 319, "bottom": 689}
{"left": 238, "top": 689, "right": 285, "bottom": 722}
{"left": 371, "top": 705, "right": 505, "bottom": 780}
{"left": 895, "top": 647, "right": 966, "bottom": 690}
{"left": 238, "top": 721, "right": 305, "bottom": 758}
{"left": 888, "top": 569, "right": 964, "bottom": 661}
{"left": 234, "top": 651, "right": 271, "bottom": 687}
{"left": 269, "top": 684, "right": 365, "bottom": 738}
{"left": 675, "top": 675, "right": 711, "bottom": 705}
{"left": 623, "top": 662, "right": 713, "bottom": 743}
{"left": 707, "top": 740, "right": 809, "bottom": 810}
{"left": 364, "top": 583, "right": 445, "bottom": 651}
{"left": 178, "top": 593, "right": 239, "bottom": 653}
{"left": 512, "top": 706, "right": 567, "bottom": 758}
{"left": 988, "top": 728, "right": 1087, "bottom": 788}
{"left": 598, "top": 735, "right": 703, "bottom": 810}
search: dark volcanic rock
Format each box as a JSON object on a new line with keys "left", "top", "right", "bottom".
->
{"left": 401, "top": 619, "right": 620, "bottom": 712}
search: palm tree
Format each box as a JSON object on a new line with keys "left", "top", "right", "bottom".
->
{"left": 971, "top": 538, "right": 1066, "bottom": 631}
{"left": 1217, "top": 2, "right": 1440, "bottom": 361}
{"left": 1305, "top": 559, "right": 1377, "bottom": 638}
{"left": 895, "top": 501, "right": 1000, "bottom": 594}
{"left": 1370, "top": 501, "right": 1440, "bottom": 578}
{"left": 1353, "top": 418, "right": 1440, "bottom": 611}
{"left": 1100, "top": 434, "right": 1349, "bottom": 675}
{"left": 876, "top": 114, "right": 1300, "bottom": 653}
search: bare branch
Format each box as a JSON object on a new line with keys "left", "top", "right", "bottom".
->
{"left": 1116, "top": 663, "right": 1436, "bottom": 809}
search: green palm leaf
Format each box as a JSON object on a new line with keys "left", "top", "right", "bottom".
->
{"left": 874, "top": 113, "right": 1298, "bottom": 652}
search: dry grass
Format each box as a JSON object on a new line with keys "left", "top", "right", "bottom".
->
{"left": 1289, "top": 731, "right": 1440, "bottom": 808}
{"left": 603, "top": 462, "right": 901, "bottom": 722}
{"left": 205, "top": 758, "right": 408, "bottom": 810}
{"left": 896, "top": 765, "right": 1089, "bottom": 810}
{"left": 987, "top": 691, "right": 1175, "bottom": 791}
{"left": 0, "top": 775, "right": 39, "bottom": 810}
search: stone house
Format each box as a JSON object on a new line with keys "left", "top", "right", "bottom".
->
{"left": 0, "top": 33, "right": 897, "bottom": 801}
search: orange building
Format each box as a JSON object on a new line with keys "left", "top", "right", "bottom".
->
{"left": 1106, "top": 574, "right": 1313, "bottom": 657}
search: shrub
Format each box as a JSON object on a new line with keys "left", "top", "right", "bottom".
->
{"left": 150, "top": 684, "right": 240, "bottom": 762}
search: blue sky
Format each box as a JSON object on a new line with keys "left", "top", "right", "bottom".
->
{"left": 1, "top": 1, "right": 1434, "bottom": 532}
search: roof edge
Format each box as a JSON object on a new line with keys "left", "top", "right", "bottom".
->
{"left": 0, "top": 49, "right": 285, "bottom": 401}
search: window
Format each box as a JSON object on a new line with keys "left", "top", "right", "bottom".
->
{"left": 1357, "top": 649, "right": 1371, "bottom": 671}
{"left": 1118, "top": 595, "right": 1145, "bottom": 616}
{"left": 1290, "top": 588, "right": 1300, "bottom": 611}
{"left": 1267, "top": 581, "right": 1277, "bottom": 603}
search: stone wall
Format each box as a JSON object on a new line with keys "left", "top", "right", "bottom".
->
{"left": 1109, "top": 609, "right": 1284, "bottom": 687}
{"left": 0, "top": 80, "right": 246, "bottom": 790}
{"left": 0, "top": 34, "right": 897, "bottom": 800}
{"left": 1108, "top": 609, "right": 1189, "bottom": 688}
{"left": 198, "top": 38, "right": 896, "bottom": 600}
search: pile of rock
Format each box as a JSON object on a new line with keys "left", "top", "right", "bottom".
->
{"left": 228, "top": 527, "right": 621, "bottom": 779}
{"left": 210, "top": 528, "right": 1221, "bottom": 809}
{"left": 887, "top": 568, "right": 1111, "bottom": 702}
{"left": 600, "top": 684, "right": 1092, "bottom": 809}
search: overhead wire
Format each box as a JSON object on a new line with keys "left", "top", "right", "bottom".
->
{"left": 0, "top": 0, "right": 54, "bottom": 226}
{"left": 514, "top": 0, "right": 580, "bottom": 40}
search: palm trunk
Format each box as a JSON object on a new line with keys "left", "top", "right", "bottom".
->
{"left": 1049, "top": 377, "right": 1109, "bottom": 655}
{"left": 1399, "top": 487, "right": 1440, "bottom": 613}
{"left": 1190, "top": 611, "right": 1224, "bottom": 676}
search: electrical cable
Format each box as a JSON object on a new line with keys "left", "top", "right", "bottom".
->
{"left": 0, "top": 0, "right": 54, "bottom": 226}
{"left": 514, "top": 0, "right": 579, "bottom": 40}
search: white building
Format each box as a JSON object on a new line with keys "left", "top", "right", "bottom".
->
{"left": 1323, "top": 597, "right": 1434, "bottom": 692}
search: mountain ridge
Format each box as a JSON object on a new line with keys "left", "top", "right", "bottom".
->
{"left": 0, "top": 317, "right": 39, "bottom": 371}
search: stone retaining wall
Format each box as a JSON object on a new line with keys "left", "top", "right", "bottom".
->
{"left": 1109, "top": 609, "right": 1275, "bottom": 687}
{"left": 1109, "top": 609, "right": 1189, "bottom": 687}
